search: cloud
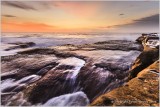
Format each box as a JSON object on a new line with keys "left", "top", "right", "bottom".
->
{"left": 2, "top": 15, "right": 17, "bottom": 18}
{"left": 133, "top": 14, "right": 159, "bottom": 25}
{"left": 2, "top": 21, "right": 57, "bottom": 32}
{"left": 2, "top": 1, "right": 37, "bottom": 10}
{"left": 98, "top": 14, "right": 159, "bottom": 33}
{"left": 101, "top": 14, "right": 159, "bottom": 29}
{"left": 52, "top": 2, "right": 101, "bottom": 18}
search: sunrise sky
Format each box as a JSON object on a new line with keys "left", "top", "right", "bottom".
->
{"left": 1, "top": 1, "right": 159, "bottom": 33}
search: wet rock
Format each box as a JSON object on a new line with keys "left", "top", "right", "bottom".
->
{"left": 54, "top": 40, "right": 143, "bottom": 52}
{"left": 92, "top": 40, "right": 143, "bottom": 51}
{"left": 1, "top": 75, "right": 41, "bottom": 93}
{"left": 55, "top": 65, "right": 75, "bottom": 70}
{"left": 1, "top": 70, "right": 18, "bottom": 80}
{"left": 24, "top": 57, "right": 85, "bottom": 104}
{"left": 136, "top": 33, "right": 149, "bottom": 43}
{"left": 1, "top": 37, "right": 149, "bottom": 106}
{"left": 91, "top": 61, "right": 159, "bottom": 106}
{"left": 16, "top": 75, "right": 41, "bottom": 84}
{"left": 43, "top": 91, "right": 89, "bottom": 106}
{"left": 74, "top": 61, "right": 128, "bottom": 102}
{"left": 36, "top": 64, "right": 58, "bottom": 76}
{"left": 129, "top": 48, "right": 159, "bottom": 79}
{"left": 1, "top": 92, "right": 17, "bottom": 105}
{"left": 5, "top": 42, "right": 36, "bottom": 51}
{"left": 12, "top": 84, "right": 26, "bottom": 92}
{"left": 1, "top": 47, "right": 140, "bottom": 105}
{"left": 6, "top": 92, "right": 31, "bottom": 106}
{"left": 136, "top": 33, "right": 159, "bottom": 45}
{"left": 17, "top": 48, "right": 86, "bottom": 60}
{"left": 1, "top": 54, "right": 58, "bottom": 80}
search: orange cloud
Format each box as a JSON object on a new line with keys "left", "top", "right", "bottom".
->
{"left": 53, "top": 2, "right": 101, "bottom": 18}
{"left": 2, "top": 21, "right": 58, "bottom": 32}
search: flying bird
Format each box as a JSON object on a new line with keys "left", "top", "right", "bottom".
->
{"left": 119, "top": 13, "right": 124, "bottom": 16}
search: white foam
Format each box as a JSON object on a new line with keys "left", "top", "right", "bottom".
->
{"left": 1, "top": 75, "right": 41, "bottom": 92}
{"left": 58, "top": 57, "right": 85, "bottom": 78}
{"left": 43, "top": 91, "right": 89, "bottom": 106}
{"left": 16, "top": 75, "right": 41, "bottom": 84}
{"left": 1, "top": 79, "right": 15, "bottom": 91}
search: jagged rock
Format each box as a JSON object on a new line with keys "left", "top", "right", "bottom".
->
{"left": 1, "top": 75, "right": 41, "bottom": 93}
{"left": 136, "top": 33, "right": 149, "bottom": 43}
{"left": 1, "top": 54, "right": 58, "bottom": 80}
{"left": 24, "top": 57, "right": 85, "bottom": 104}
{"left": 136, "top": 33, "right": 159, "bottom": 45}
{"left": 129, "top": 48, "right": 159, "bottom": 79}
{"left": 91, "top": 61, "right": 159, "bottom": 106}
{"left": 1, "top": 47, "right": 141, "bottom": 105}
{"left": 1, "top": 35, "right": 157, "bottom": 106}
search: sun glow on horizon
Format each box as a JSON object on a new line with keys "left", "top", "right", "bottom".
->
{"left": 1, "top": 1, "right": 159, "bottom": 33}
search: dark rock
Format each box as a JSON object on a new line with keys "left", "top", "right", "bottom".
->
{"left": 12, "top": 84, "right": 26, "bottom": 92}
{"left": 136, "top": 33, "right": 159, "bottom": 44}
{"left": 136, "top": 33, "right": 148, "bottom": 43}
{"left": 2, "top": 35, "right": 155, "bottom": 106}
{"left": 1, "top": 92, "right": 17, "bottom": 105}
{"left": 1, "top": 72, "right": 17, "bottom": 80}
{"left": 129, "top": 48, "right": 159, "bottom": 79}
{"left": 18, "top": 48, "right": 86, "bottom": 60}
{"left": 2, "top": 85, "right": 18, "bottom": 93}
{"left": 55, "top": 65, "right": 75, "bottom": 70}
{"left": 90, "top": 40, "right": 143, "bottom": 51}
{"left": 1, "top": 54, "right": 59, "bottom": 80}
{"left": 36, "top": 64, "right": 58, "bottom": 76}
{"left": 5, "top": 42, "right": 36, "bottom": 51}
{"left": 25, "top": 69, "right": 77, "bottom": 104}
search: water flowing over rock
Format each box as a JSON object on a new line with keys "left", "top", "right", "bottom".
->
{"left": 91, "top": 61, "right": 159, "bottom": 106}
{"left": 5, "top": 42, "right": 36, "bottom": 51}
{"left": 25, "top": 57, "right": 86, "bottom": 104}
{"left": 43, "top": 91, "right": 89, "bottom": 106}
{"left": 1, "top": 39, "right": 145, "bottom": 106}
{"left": 74, "top": 51, "right": 140, "bottom": 101}
{"left": 1, "top": 54, "right": 59, "bottom": 80}
{"left": 91, "top": 33, "right": 159, "bottom": 106}
{"left": 1, "top": 75, "right": 41, "bottom": 93}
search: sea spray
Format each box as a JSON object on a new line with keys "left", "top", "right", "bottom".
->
{"left": 1, "top": 75, "right": 41, "bottom": 92}
{"left": 43, "top": 91, "right": 89, "bottom": 106}
{"left": 57, "top": 57, "right": 85, "bottom": 88}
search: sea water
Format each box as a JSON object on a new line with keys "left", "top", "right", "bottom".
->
{"left": 1, "top": 32, "right": 141, "bottom": 56}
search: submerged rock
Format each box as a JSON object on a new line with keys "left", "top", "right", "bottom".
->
{"left": 43, "top": 91, "right": 89, "bottom": 106}
{"left": 89, "top": 40, "right": 143, "bottom": 51}
{"left": 1, "top": 75, "right": 41, "bottom": 93}
{"left": 1, "top": 36, "right": 153, "bottom": 106}
{"left": 1, "top": 54, "right": 58, "bottom": 80}
{"left": 5, "top": 42, "right": 36, "bottom": 51}
{"left": 23, "top": 57, "right": 85, "bottom": 104}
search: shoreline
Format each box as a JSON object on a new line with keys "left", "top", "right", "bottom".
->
{"left": 1, "top": 33, "right": 159, "bottom": 106}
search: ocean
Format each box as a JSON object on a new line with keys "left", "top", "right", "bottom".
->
{"left": 1, "top": 32, "right": 141, "bottom": 56}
